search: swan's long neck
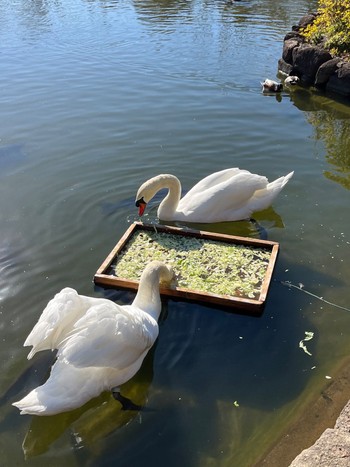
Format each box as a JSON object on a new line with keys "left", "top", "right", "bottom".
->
{"left": 154, "top": 175, "right": 181, "bottom": 220}
{"left": 132, "top": 265, "right": 165, "bottom": 320}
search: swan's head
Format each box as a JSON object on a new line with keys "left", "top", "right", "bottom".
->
{"left": 135, "top": 196, "right": 147, "bottom": 216}
{"left": 158, "top": 262, "right": 174, "bottom": 286}
{"left": 143, "top": 260, "right": 174, "bottom": 286}
{"left": 135, "top": 178, "right": 156, "bottom": 216}
{"left": 135, "top": 175, "right": 177, "bottom": 217}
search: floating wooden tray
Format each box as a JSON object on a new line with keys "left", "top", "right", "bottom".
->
{"left": 94, "top": 222, "right": 279, "bottom": 314}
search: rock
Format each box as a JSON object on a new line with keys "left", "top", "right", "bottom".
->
{"left": 326, "top": 62, "right": 350, "bottom": 96}
{"left": 335, "top": 400, "right": 350, "bottom": 433}
{"left": 283, "top": 39, "right": 300, "bottom": 64}
{"left": 315, "top": 58, "right": 342, "bottom": 87}
{"left": 289, "top": 428, "right": 350, "bottom": 467}
{"left": 284, "top": 31, "right": 305, "bottom": 42}
{"left": 278, "top": 58, "right": 294, "bottom": 76}
{"left": 292, "top": 45, "right": 332, "bottom": 84}
{"left": 289, "top": 398, "right": 350, "bottom": 466}
{"left": 278, "top": 14, "right": 350, "bottom": 100}
{"left": 297, "top": 13, "right": 318, "bottom": 30}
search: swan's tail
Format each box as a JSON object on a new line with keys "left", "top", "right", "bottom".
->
{"left": 12, "top": 377, "right": 95, "bottom": 416}
{"left": 12, "top": 374, "right": 85, "bottom": 415}
{"left": 252, "top": 171, "right": 294, "bottom": 212}
{"left": 13, "top": 387, "right": 51, "bottom": 415}
{"left": 268, "top": 171, "right": 294, "bottom": 190}
{"left": 12, "top": 361, "right": 103, "bottom": 416}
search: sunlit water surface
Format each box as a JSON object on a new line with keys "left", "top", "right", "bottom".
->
{"left": 1, "top": 0, "right": 350, "bottom": 466}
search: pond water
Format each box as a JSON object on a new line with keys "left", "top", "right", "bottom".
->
{"left": 1, "top": 0, "right": 350, "bottom": 466}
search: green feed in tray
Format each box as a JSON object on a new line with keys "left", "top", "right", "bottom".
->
{"left": 114, "top": 230, "right": 271, "bottom": 299}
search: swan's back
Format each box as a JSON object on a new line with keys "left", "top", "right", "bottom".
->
{"left": 182, "top": 168, "right": 243, "bottom": 195}
{"left": 13, "top": 301, "right": 159, "bottom": 415}
{"left": 59, "top": 302, "right": 158, "bottom": 370}
{"left": 178, "top": 169, "right": 269, "bottom": 222}
{"left": 24, "top": 288, "right": 87, "bottom": 358}
{"left": 24, "top": 288, "right": 115, "bottom": 359}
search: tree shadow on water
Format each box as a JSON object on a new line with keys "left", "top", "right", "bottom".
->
{"left": 290, "top": 87, "right": 350, "bottom": 190}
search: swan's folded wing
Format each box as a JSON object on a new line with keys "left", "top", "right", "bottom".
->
{"left": 59, "top": 303, "right": 158, "bottom": 370}
{"left": 179, "top": 171, "right": 268, "bottom": 218}
{"left": 182, "top": 168, "right": 242, "bottom": 198}
{"left": 24, "top": 288, "right": 85, "bottom": 358}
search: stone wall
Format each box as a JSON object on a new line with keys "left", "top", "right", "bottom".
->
{"left": 278, "top": 14, "right": 350, "bottom": 98}
{"left": 290, "top": 400, "right": 350, "bottom": 466}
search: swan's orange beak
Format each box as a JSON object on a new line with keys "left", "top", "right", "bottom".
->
{"left": 135, "top": 198, "right": 147, "bottom": 216}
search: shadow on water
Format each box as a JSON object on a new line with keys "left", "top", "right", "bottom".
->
{"left": 160, "top": 206, "right": 286, "bottom": 240}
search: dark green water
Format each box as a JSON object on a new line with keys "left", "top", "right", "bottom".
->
{"left": 1, "top": 0, "right": 350, "bottom": 466}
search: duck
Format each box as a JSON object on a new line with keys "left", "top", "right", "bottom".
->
{"left": 12, "top": 261, "right": 174, "bottom": 416}
{"left": 261, "top": 79, "right": 283, "bottom": 92}
{"left": 135, "top": 169, "right": 294, "bottom": 223}
{"left": 284, "top": 75, "right": 300, "bottom": 86}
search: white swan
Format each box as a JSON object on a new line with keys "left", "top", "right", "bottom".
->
{"left": 135, "top": 169, "right": 294, "bottom": 223}
{"left": 13, "top": 261, "right": 173, "bottom": 416}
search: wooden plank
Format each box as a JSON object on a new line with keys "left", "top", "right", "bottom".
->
{"left": 95, "top": 223, "right": 137, "bottom": 275}
{"left": 94, "top": 222, "right": 279, "bottom": 315}
{"left": 258, "top": 244, "right": 279, "bottom": 302}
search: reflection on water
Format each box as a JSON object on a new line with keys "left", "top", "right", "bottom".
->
{"left": 1, "top": 0, "right": 350, "bottom": 466}
{"left": 260, "top": 83, "right": 350, "bottom": 190}
{"left": 297, "top": 93, "right": 350, "bottom": 189}
{"left": 158, "top": 207, "right": 286, "bottom": 239}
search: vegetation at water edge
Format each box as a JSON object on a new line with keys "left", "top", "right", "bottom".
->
{"left": 301, "top": 1, "right": 350, "bottom": 58}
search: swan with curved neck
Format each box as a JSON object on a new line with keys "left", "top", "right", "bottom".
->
{"left": 135, "top": 168, "right": 294, "bottom": 223}
{"left": 13, "top": 261, "right": 173, "bottom": 416}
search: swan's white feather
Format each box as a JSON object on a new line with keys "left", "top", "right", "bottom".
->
{"left": 178, "top": 169, "right": 269, "bottom": 219}
{"left": 136, "top": 168, "right": 294, "bottom": 223}
{"left": 59, "top": 303, "right": 157, "bottom": 369}
{"left": 13, "top": 261, "right": 173, "bottom": 416}
{"left": 24, "top": 287, "right": 109, "bottom": 359}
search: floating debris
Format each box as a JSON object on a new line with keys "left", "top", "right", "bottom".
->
{"left": 299, "top": 331, "right": 314, "bottom": 356}
{"left": 280, "top": 280, "right": 350, "bottom": 313}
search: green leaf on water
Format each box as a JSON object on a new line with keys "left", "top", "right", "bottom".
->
{"left": 299, "top": 331, "right": 314, "bottom": 356}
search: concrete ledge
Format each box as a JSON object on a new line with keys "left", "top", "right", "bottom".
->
{"left": 290, "top": 401, "right": 350, "bottom": 466}
{"left": 255, "top": 358, "right": 350, "bottom": 467}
